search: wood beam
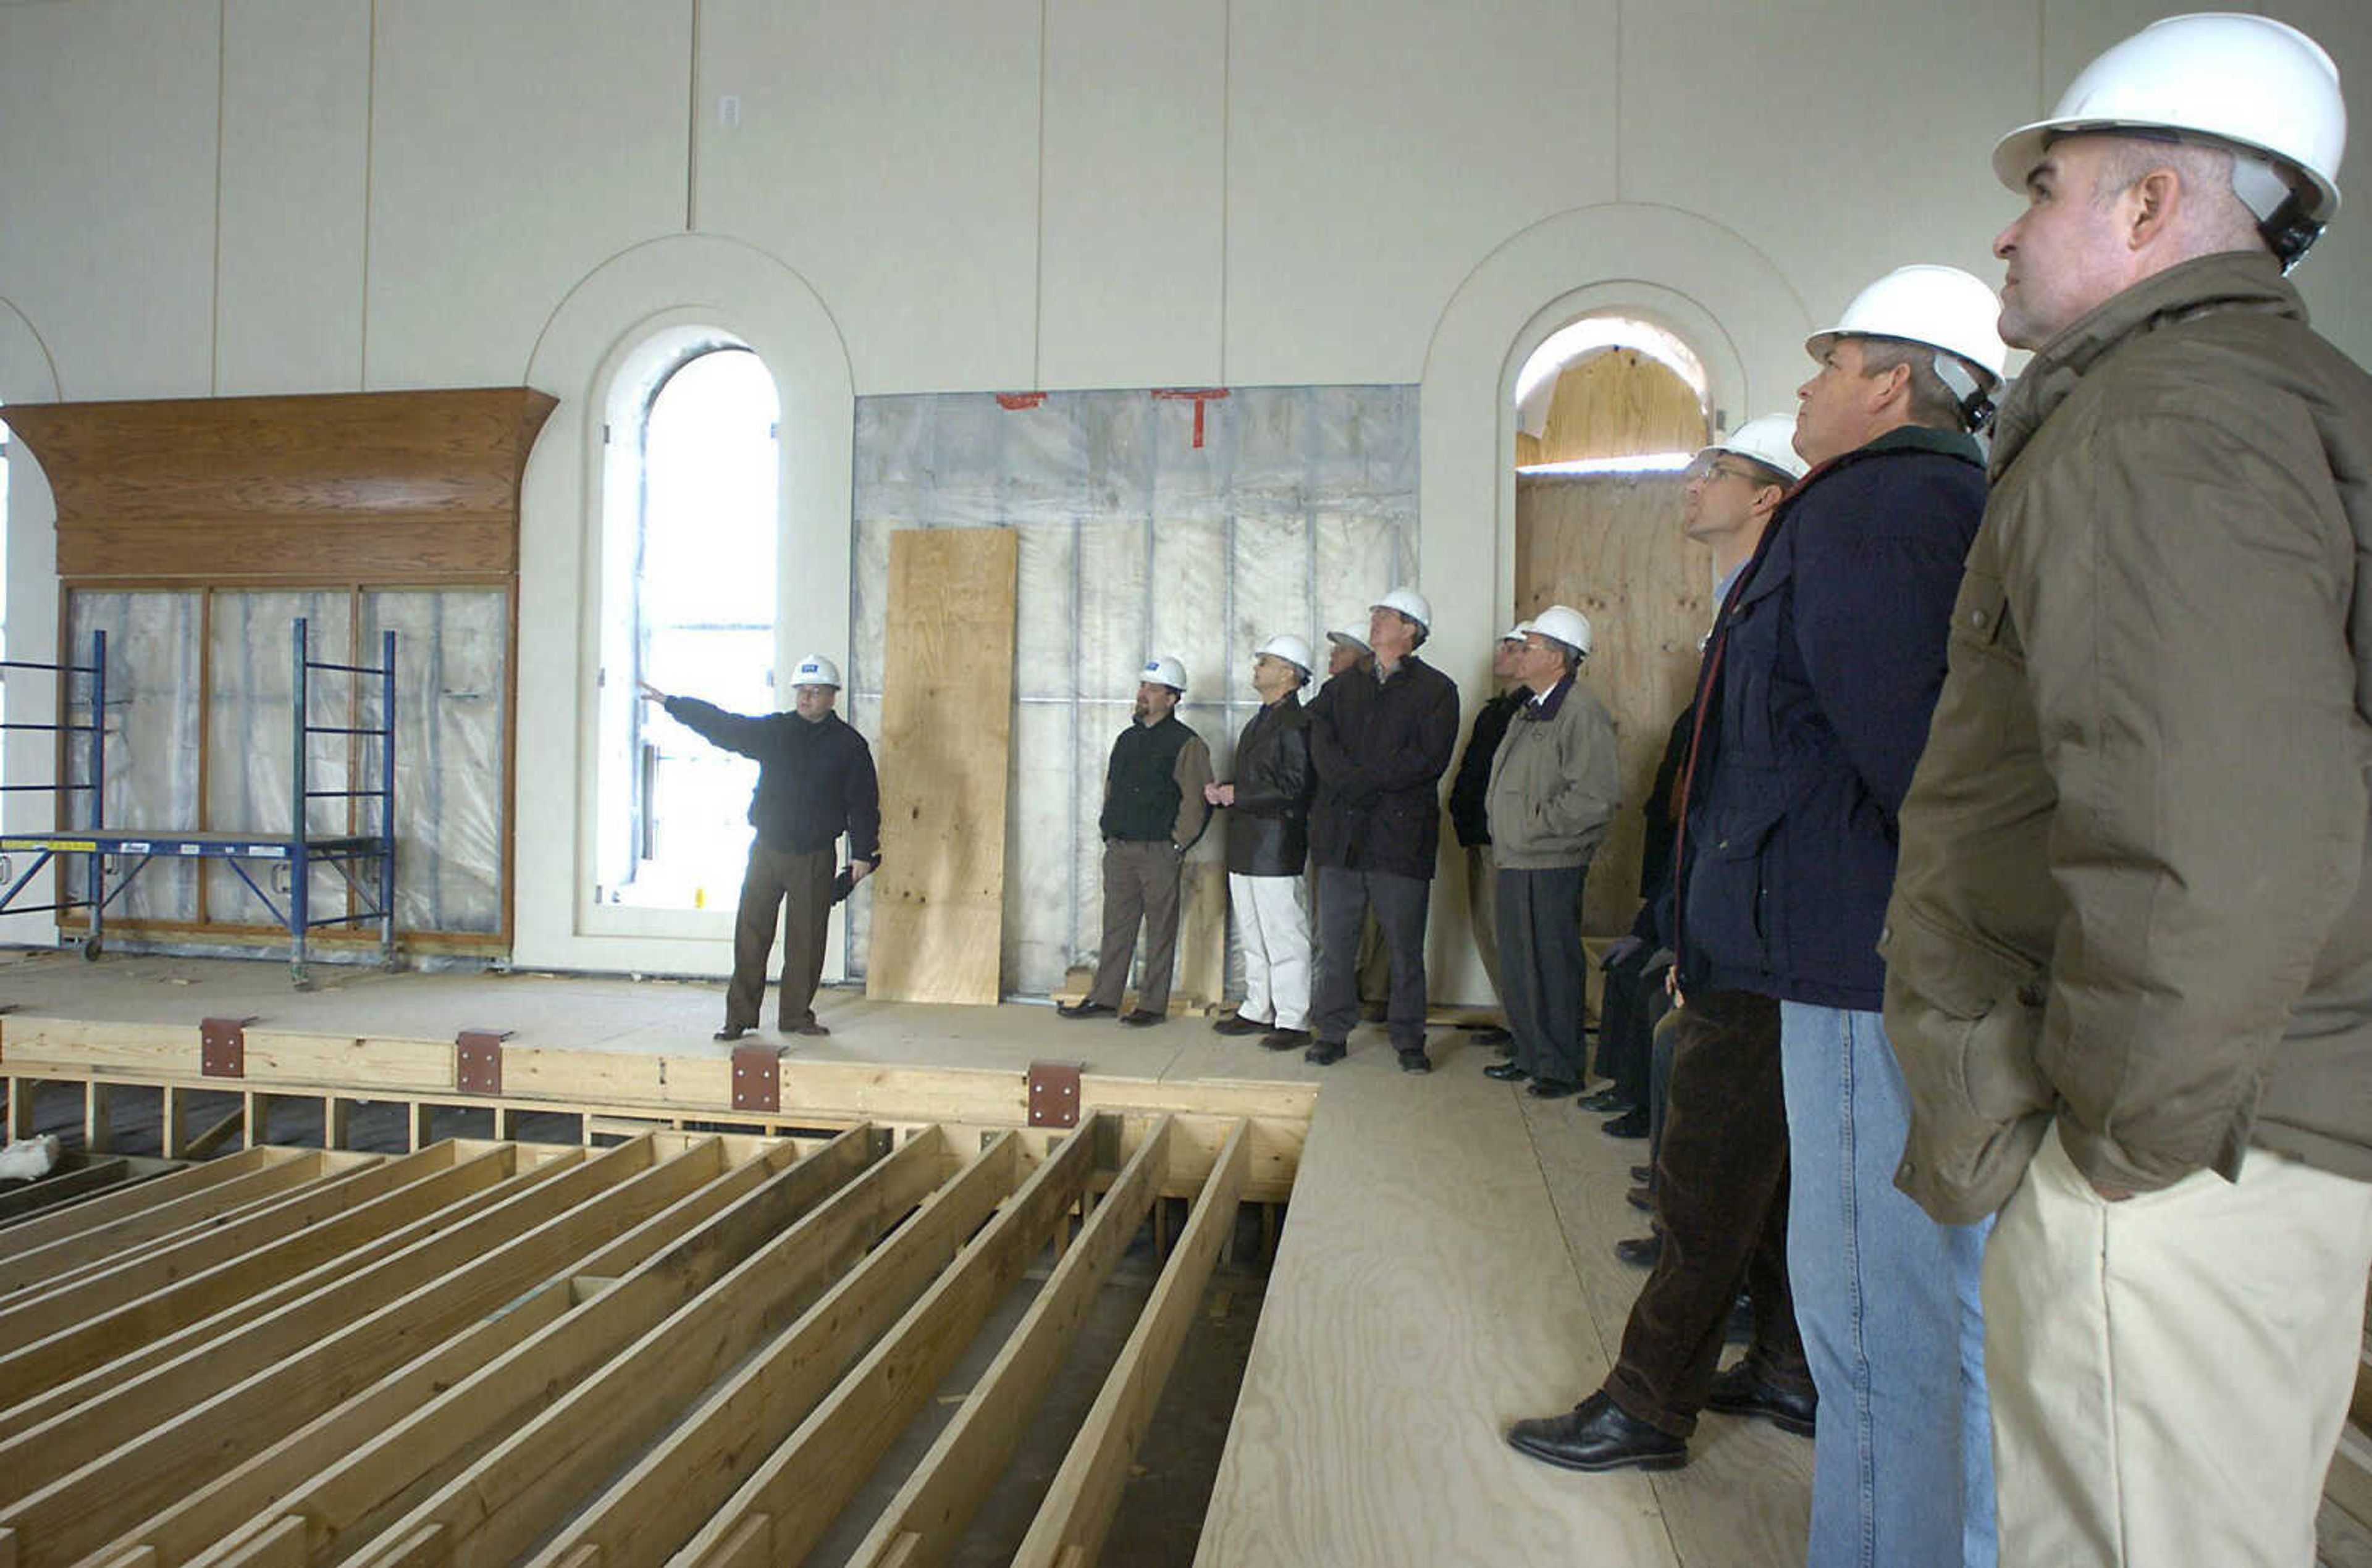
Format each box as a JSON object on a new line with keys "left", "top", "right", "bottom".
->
{"left": 849, "top": 1117, "right": 1175, "bottom": 1568}
{"left": 1011, "top": 1118, "right": 1251, "bottom": 1568}
{"left": 666, "top": 1121, "right": 1100, "bottom": 1568}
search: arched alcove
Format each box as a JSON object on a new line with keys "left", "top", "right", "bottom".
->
{"left": 1415, "top": 203, "right": 1809, "bottom": 993}
{"left": 514, "top": 233, "right": 855, "bottom": 975}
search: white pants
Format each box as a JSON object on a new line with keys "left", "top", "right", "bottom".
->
{"left": 1228, "top": 872, "right": 1311, "bottom": 1031}
{"left": 1984, "top": 1120, "right": 2372, "bottom": 1568}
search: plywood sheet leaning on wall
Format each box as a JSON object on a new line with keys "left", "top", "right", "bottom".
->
{"left": 867, "top": 527, "right": 1020, "bottom": 1003}
{"left": 1516, "top": 471, "right": 1709, "bottom": 939}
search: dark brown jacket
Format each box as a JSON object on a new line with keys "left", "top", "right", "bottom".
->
{"left": 1884, "top": 252, "right": 2372, "bottom": 1223}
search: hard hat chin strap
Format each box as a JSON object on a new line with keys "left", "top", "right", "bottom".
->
{"left": 2232, "top": 153, "right": 2324, "bottom": 272}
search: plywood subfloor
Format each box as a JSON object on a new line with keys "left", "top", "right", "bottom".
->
{"left": 0, "top": 946, "right": 1807, "bottom": 1567}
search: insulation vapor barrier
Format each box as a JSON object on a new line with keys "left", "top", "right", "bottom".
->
{"left": 849, "top": 384, "right": 1419, "bottom": 998}
{"left": 62, "top": 588, "right": 507, "bottom": 947}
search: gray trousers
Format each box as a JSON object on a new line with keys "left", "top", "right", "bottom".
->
{"left": 727, "top": 842, "right": 836, "bottom": 1031}
{"left": 1313, "top": 865, "right": 1430, "bottom": 1048}
{"left": 1494, "top": 861, "right": 1589, "bottom": 1083}
{"left": 1087, "top": 838, "right": 1182, "bottom": 1014}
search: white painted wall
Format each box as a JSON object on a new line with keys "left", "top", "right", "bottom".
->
{"left": 2, "top": 0, "right": 2368, "bottom": 987}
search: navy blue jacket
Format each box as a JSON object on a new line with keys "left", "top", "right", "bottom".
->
{"left": 1676, "top": 425, "right": 1985, "bottom": 1009}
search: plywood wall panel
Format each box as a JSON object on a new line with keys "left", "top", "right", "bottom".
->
{"left": 1537, "top": 351, "right": 1708, "bottom": 464}
{"left": 867, "top": 528, "right": 1020, "bottom": 1005}
{"left": 1515, "top": 472, "right": 1708, "bottom": 939}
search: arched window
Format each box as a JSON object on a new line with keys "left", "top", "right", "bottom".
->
{"left": 1513, "top": 315, "right": 1710, "bottom": 472}
{"left": 594, "top": 340, "right": 781, "bottom": 913}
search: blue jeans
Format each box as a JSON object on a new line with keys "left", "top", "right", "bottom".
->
{"left": 1780, "top": 1002, "right": 1996, "bottom": 1568}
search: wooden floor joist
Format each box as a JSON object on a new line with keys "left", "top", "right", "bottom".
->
{"left": 0, "top": 1068, "right": 1285, "bottom": 1568}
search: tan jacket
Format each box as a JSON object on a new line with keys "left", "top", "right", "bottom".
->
{"left": 1484, "top": 674, "right": 1620, "bottom": 871}
{"left": 1885, "top": 252, "right": 2372, "bottom": 1223}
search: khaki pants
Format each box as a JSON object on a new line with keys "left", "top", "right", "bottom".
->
{"left": 726, "top": 842, "right": 836, "bottom": 1031}
{"left": 1087, "top": 838, "right": 1182, "bottom": 1014}
{"left": 1985, "top": 1120, "right": 2372, "bottom": 1568}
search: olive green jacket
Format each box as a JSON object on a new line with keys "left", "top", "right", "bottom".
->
{"left": 1484, "top": 674, "right": 1621, "bottom": 871}
{"left": 1883, "top": 251, "right": 2372, "bottom": 1224}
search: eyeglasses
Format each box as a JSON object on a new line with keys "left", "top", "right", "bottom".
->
{"left": 1683, "top": 455, "right": 1759, "bottom": 485}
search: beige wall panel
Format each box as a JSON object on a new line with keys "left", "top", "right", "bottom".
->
{"left": 1223, "top": 0, "right": 1620, "bottom": 387}
{"left": 2217, "top": 0, "right": 2372, "bottom": 365}
{"left": 216, "top": 0, "right": 371, "bottom": 396}
{"left": 696, "top": 0, "right": 1041, "bottom": 396}
{"left": 1621, "top": 0, "right": 2029, "bottom": 357}
{"left": 363, "top": 0, "right": 691, "bottom": 390}
{"left": 0, "top": 0, "right": 218, "bottom": 400}
{"left": 1038, "top": 0, "right": 1227, "bottom": 390}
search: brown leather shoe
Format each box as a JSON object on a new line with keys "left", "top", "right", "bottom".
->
{"left": 1260, "top": 1028, "right": 1311, "bottom": 1050}
{"left": 1212, "top": 1013, "right": 1270, "bottom": 1036}
{"left": 1120, "top": 1008, "right": 1166, "bottom": 1027}
{"left": 789, "top": 1021, "right": 830, "bottom": 1037}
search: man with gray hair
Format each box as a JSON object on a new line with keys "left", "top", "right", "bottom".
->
{"left": 1305, "top": 589, "right": 1461, "bottom": 1071}
{"left": 1479, "top": 605, "right": 1617, "bottom": 1098}
{"left": 1886, "top": 17, "right": 2372, "bottom": 1565}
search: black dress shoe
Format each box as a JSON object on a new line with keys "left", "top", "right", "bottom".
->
{"left": 1482, "top": 1061, "right": 1528, "bottom": 1082}
{"left": 1579, "top": 1088, "right": 1633, "bottom": 1113}
{"left": 1397, "top": 1048, "right": 1433, "bottom": 1075}
{"left": 1212, "top": 1013, "right": 1270, "bottom": 1036}
{"left": 1506, "top": 1392, "right": 1688, "bottom": 1474}
{"left": 1526, "top": 1078, "right": 1579, "bottom": 1100}
{"left": 713, "top": 1025, "right": 751, "bottom": 1042}
{"left": 1706, "top": 1362, "right": 1817, "bottom": 1438}
{"left": 1305, "top": 1039, "right": 1347, "bottom": 1066}
{"left": 1613, "top": 1234, "right": 1662, "bottom": 1268}
{"left": 1058, "top": 1000, "right": 1116, "bottom": 1019}
{"left": 1602, "top": 1107, "right": 1651, "bottom": 1139}
{"left": 1120, "top": 1008, "right": 1166, "bottom": 1027}
{"left": 1626, "top": 1183, "right": 1654, "bottom": 1212}
{"left": 1260, "top": 1027, "right": 1311, "bottom": 1050}
{"left": 1471, "top": 1025, "right": 1513, "bottom": 1045}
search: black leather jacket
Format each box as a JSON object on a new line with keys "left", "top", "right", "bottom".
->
{"left": 1224, "top": 694, "right": 1314, "bottom": 876}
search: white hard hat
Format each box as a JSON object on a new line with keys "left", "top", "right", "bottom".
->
{"left": 1809, "top": 265, "right": 2009, "bottom": 429}
{"left": 789, "top": 654, "right": 841, "bottom": 689}
{"left": 1371, "top": 587, "right": 1432, "bottom": 631}
{"left": 1498, "top": 621, "right": 1531, "bottom": 644}
{"left": 1703, "top": 414, "right": 1809, "bottom": 483}
{"left": 1139, "top": 655, "right": 1187, "bottom": 693}
{"left": 1253, "top": 633, "right": 1314, "bottom": 676}
{"left": 1526, "top": 604, "right": 1594, "bottom": 658}
{"left": 1993, "top": 13, "right": 2343, "bottom": 267}
{"left": 1326, "top": 627, "right": 1373, "bottom": 655}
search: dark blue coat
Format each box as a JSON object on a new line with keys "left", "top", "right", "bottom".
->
{"left": 1676, "top": 424, "right": 1985, "bottom": 1010}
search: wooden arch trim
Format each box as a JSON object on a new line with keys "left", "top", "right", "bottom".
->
{"left": 6, "top": 387, "right": 558, "bottom": 581}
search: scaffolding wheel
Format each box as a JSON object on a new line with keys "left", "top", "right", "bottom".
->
{"left": 79, "top": 936, "right": 102, "bottom": 962}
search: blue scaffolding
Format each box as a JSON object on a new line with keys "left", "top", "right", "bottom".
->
{"left": 0, "top": 617, "right": 398, "bottom": 986}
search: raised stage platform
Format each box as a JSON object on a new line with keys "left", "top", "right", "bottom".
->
{"left": 0, "top": 946, "right": 1812, "bottom": 1568}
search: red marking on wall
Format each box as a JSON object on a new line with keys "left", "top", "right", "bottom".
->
{"left": 996, "top": 392, "right": 1047, "bottom": 411}
{"left": 1152, "top": 387, "right": 1230, "bottom": 448}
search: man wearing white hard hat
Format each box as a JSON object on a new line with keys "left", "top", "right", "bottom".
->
{"left": 1591, "top": 269, "right": 2003, "bottom": 1563}
{"left": 1511, "top": 433, "right": 1822, "bottom": 1475}
{"left": 1445, "top": 621, "right": 1535, "bottom": 1049}
{"left": 1303, "top": 587, "right": 1461, "bottom": 1071}
{"left": 1206, "top": 634, "right": 1318, "bottom": 1049}
{"left": 1479, "top": 605, "right": 1617, "bottom": 1099}
{"left": 639, "top": 655, "right": 878, "bottom": 1041}
{"left": 1059, "top": 656, "right": 1213, "bottom": 1026}
{"left": 1886, "top": 16, "right": 2372, "bottom": 1565}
